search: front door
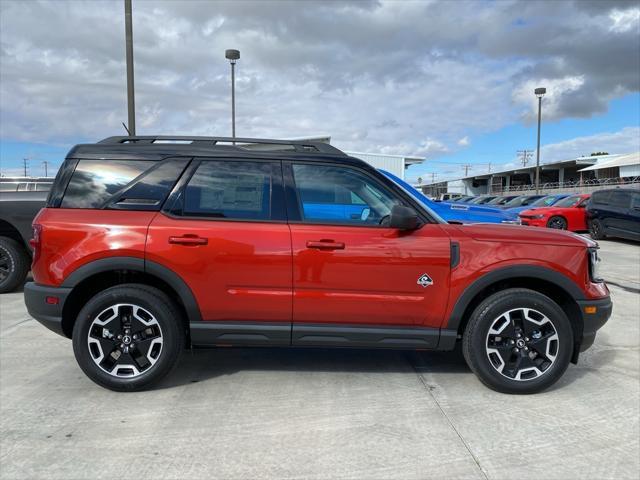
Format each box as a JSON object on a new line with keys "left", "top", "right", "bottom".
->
{"left": 146, "top": 159, "right": 292, "bottom": 340}
{"left": 286, "top": 162, "right": 451, "bottom": 330}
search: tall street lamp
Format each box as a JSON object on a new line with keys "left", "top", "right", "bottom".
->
{"left": 534, "top": 87, "right": 546, "bottom": 194}
{"left": 225, "top": 49, "right": 240, "bottom": 139}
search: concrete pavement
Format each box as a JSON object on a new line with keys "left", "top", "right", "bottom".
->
{"left": 1, "top": 238, "right": 638, "bottom": 479}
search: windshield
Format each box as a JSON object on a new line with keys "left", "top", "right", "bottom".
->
{"left": 531, "top": 195, "right": 564, "bottom": 207}
{"left": 378, "top": 170, "right": 446, "bottom": 223}
{"left": 554, "top": 195, "right": 584, "bottom": 208}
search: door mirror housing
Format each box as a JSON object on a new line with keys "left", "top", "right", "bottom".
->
{"left": 389, "top": 205, "right": 420, "bottom": 230}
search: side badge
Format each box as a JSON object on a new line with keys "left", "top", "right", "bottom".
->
{"left": 417, "top": 273, "right": 433, "bottom": 288}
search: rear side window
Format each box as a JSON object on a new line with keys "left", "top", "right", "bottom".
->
{"left": 609, "top": 191, "right": 631, "bottom": 208}
{"left": 182, "top": 160, "right": 273, "bottom": 220}
{"left": 62, "top": 160, "right": 151, "bottom": 208}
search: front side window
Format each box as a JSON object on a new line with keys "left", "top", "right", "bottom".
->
{"left": 292, "top": 163, "right": 401, "bottom": 225}
{"left": 183, "top": 160, "right": 272, "bottom": 220}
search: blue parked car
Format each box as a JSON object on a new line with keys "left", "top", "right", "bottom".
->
{"left": 505, "top": 193, "right": 570, "bottom": 216}
{"left": 380, "top": 171, "right": 520, "bottom": 224}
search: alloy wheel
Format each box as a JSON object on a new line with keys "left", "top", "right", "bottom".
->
{"left": 485, "top": 308, "right": 559, "bottom": 381}
{"left": 87, "top": 303, "right": 163, "bottom": 378}
{"left": 0, "top": 247, "right": 10, "bottom": 283}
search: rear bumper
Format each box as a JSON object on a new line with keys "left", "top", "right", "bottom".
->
{"left": 24, "top": 282, "right": 71, "bottom": 338}
{"left": 576, "top": 296, "right": 612, "bottom": 352}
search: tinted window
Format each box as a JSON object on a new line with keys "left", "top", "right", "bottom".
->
{"left": 292, "top": 164, "right": 400, "bottom": 225}
{"left": 183, "top": 160, "right": 272, "bottom": 220}
{"left": 109, "top": 158, "right": 188, "bottom": 210}
{"left": 62, "top": 160, "right": 150, "bottom": 208}
{"left": 555, "top": 195, "right": 584, "bottom": 208}
{"left": 610, "top": 191, "right": 631, "bottom": 208}
{"left": 591, "top": 191, "right": 610, "bottom": 205}
{"left": 632, "top": 193, "right": 640, "bottom": 209}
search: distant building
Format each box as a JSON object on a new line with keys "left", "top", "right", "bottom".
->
{"left": 420, "top": 153, "right": 639, "bottom": 197}
{"left": 288, "top": 135, "right": 425, "bottom": 180}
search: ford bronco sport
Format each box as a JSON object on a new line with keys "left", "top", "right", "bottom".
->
{"left": 24, "top": 136, "right": 612, "bottom": 393}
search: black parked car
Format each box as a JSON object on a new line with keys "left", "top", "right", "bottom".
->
{"left": 586, "top": 188, "right": 640, "bottom": 242}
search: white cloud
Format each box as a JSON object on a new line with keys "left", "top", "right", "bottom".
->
{"left": 609, "top": 7, "right": 640, "bottom": 33}
{"left": 457, "top": 136, "right": 470, "bottom": 147}
{"left": 539, "top": 127, "right": 640, "bottom": 162}
{"left": 0, "top": 0, "right": 638, "bottom": 160}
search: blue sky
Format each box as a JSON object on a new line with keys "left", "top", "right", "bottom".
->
{"left": 1, "top": 1, "right": 639, "bottom": 181}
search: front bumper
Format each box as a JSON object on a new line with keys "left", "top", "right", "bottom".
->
{"left": 576, "top": 296, "right": 612, "bottom": 352}
{"left": 519, "top": 218, "right": 546, "bottom": 227}
{"left": 24, "top": 282, "right": 71, "bottom": 338}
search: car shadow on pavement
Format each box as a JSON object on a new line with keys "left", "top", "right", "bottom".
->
{"left": 157, "top": 346, "right": 471, "bottom": 389}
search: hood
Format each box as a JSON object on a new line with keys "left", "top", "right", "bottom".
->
{"left": 519, "top": 206, "right": 565, "bottom": 217}
{"left": 451, "top": 222, "right": 595, "bottom": 247}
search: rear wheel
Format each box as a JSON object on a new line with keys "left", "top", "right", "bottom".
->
{"left": 72, "top": 284, "right": 184, "bottom": 391}
{"left": 589, "top": 219, "right": 606, "bottom": 240}
{"left": 462, "top": 288, "right": 573, "bottom": 394}
{"left": 547, "top": 216, "right": 567, "bottom": 230}
{"left": 0, "top": 236, "right": 30, "bottom": 293}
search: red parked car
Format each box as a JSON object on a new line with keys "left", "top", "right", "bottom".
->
{"left": 519, "top": 194, "right": 590, "bottom": 231}
{"left": 25, "top": 136, "right": 611, "bottom": 394}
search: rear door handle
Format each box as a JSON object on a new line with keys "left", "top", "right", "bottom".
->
{"left": 169, "top": 235, "right": 208, "bottom": 246}
{"left": 306, "top": 240, "right": 345, "bottom": 250}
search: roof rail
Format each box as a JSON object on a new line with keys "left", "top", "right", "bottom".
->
{"left": 97, "top": 135, "right": 346, "bottom": 155}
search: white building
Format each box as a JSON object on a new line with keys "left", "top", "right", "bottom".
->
{"left": 288, "top": 135, "right": 424, "bottom": 180}
{"left": 344, "top": 151, "right": 424, "bottom": 180}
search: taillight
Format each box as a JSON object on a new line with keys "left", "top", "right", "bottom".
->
{"left": 30, "top": 224, "right": 42, "bottom": 264}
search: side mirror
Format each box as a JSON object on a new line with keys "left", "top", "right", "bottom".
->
{"left": 389, "top": 205, "right": 420, "bottom": 230}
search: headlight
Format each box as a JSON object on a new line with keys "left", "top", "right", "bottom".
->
{"left": 588, "top": 247, "right": 603, "bottom": 283}
{"left": 530, "top": 214, "right": 545, "bottom": 219}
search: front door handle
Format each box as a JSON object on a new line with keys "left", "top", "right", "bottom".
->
{"left": 169, "top": 235, "right": 208, "bottom": 246}
{"left": 306, "top": 240, "right": 345, "bottom": 250}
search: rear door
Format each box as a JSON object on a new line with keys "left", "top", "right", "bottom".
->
{"left": 145, "top": 158, "right": 293, "bottom": 344}
{"left": 285, "top": 162, "right": 451, "bottom": 334}
{"left": 607, "top": 190, "right": 632, "bottom": 233}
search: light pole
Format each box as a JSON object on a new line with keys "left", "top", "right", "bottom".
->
{"left": 534, "top": 87, "right": 546, "bottom": 194}
{"left": 225, "top": 49, "right": 240, "bottom": 139}
{"left": 124, "top": 0, "right": 136, "bottom": 136}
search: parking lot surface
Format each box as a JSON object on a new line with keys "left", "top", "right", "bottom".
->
{"left": 1, "top": 238, "right": 638, "bottom": 480}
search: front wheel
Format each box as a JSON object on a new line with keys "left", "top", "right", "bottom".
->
{"left": 547, "top": 216, "right": 567, "bottom": 230}
{"left": 589, "top": 219, "right": 606, "bottom": 240}
{"left": 462, "top": 288, "right": 573, "bottom": 394}
{"left": 72, "top": 284, "right": 184, "bottom": 391}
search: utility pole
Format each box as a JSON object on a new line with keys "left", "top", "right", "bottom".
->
{"left": 517, "top": 149, "right": 532, "bottom": 167}
{"left": 42, "top": 161, "right": 49, "bottom": 177}
{"left": 22, "top": 158, "right": 29, "bottom": 177}
{"left": 487, "top": 162, "right": 492, "bottom": 173}
{"left": 431, "top": 172, "right": 437, "bottom": 184}
{"left": 124, "top": 0, "right": 136, "bottom": 136}
{"left": 463, "top": 164, "right": 472, "bottom": 177}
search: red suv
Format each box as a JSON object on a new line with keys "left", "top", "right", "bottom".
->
{"left": 25, "top": 136, "right": 612, "bottom": 393}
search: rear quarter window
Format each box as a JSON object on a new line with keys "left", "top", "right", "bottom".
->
{"left": 591, "top": 191, "right": 611, "bottom": 205}
{"left": 60, "top": 158, "right": 187, "bottom": 210}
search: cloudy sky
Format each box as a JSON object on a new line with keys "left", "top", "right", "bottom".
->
{"left": 1, "top": 0, "right": 639, "bottom": 182}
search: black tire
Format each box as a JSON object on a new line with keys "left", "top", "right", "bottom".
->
{"left": 547, "top": 216, "right": 567, "bottom": 230}
{"left": 462, "top": 288, "right": 573, "bottom": 394}
{"left": 72, "top": 284, "right": 184, "bottom": 392}
{"left": 0, "top": 236, "right": 30, "bottom": 293}
{"left": 589, "top": 219, "right": 606, "bottom": 240}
